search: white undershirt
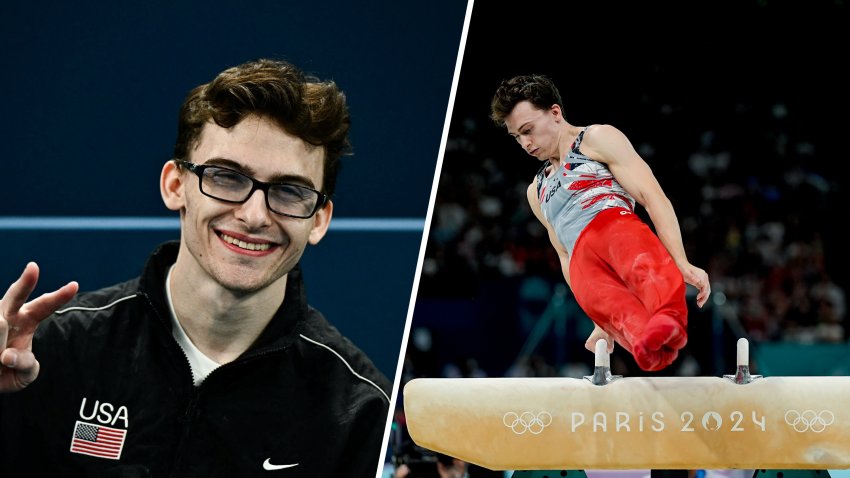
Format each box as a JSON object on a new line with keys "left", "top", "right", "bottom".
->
{"left": 165, "top": 266, "right": 221, "bottom": 386}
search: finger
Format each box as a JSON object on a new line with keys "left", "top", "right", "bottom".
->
{"left": 1, "top": 262, "right": 40, "bottom": 317}
{"left": 20, "top": 281, "right": 79, "bottom": 320}
{"left": 0, "top": 348, "right": 40, "bottom": 388}
{"left": 696, "top": 286, "right": 709, "bottom": 308}
{"left": 0, "top": 314, "right": 8, "bottom": 352}
{"left": 0, "top": 347, "right": 18, "bottom": 367}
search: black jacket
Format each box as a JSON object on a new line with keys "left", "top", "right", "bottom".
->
{"left": 0, "top": 242, "right": 391, "bottom": 477}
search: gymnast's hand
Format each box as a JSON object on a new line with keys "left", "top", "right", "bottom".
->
{"left": 585, "top": 324, "right": 615, "bottom": 354}
{"left": 679, "top": 262, "right": 710, "bottom": 308}
{"left": 0, "top": 262, "right": 78, "bottom": 393}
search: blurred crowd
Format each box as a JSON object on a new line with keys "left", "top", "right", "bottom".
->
{"left": 412, "top": 89, "right": 847, "bottom": 381}
{"left": 388, "top": 92, "right": 848, "bottom": 473}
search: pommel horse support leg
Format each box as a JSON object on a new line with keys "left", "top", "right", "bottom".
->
{"left": 403, "top": 339, "right": 849, "bottom": 473}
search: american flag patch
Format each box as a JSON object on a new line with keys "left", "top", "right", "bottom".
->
{"left": 69, "top": 420, "right": 127, "bottom": 460}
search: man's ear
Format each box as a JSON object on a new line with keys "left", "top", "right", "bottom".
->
{"left": 308, "top": 200, "right": 333, "bottom": 245}
{"left": 550, "top": 103, "right": 563, "bottom": 121}
{"left": 160, "top": 160, "right": 186, "bottom": 212}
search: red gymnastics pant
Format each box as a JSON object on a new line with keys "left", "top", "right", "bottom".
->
{"left": 568, "top": 207, "right": 687, "bottom": 371}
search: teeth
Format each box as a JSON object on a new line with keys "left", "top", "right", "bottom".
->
{"left": 220, "top": 233, "right": 271, "bottom": 251}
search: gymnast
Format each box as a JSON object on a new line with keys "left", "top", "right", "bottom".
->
{"left": 490, "top": 74, "right": 711, "bottom": 371}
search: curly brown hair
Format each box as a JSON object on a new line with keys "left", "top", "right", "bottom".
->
{"left": 490, "top": 74, "right": 563, "bottom": 127}
{"left": 173, "top": 58, "right": 351, "bottom": 197}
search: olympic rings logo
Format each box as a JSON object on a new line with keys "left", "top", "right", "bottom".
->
{"left": 503, "top": 411, "right": 552, "bottom": 435}
{"left": 784, "top": 410, "right": 835, "bottom": 433}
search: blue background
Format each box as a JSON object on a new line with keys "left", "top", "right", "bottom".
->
{"left": 0, "top": 0, "right": 470, "bottom": 380}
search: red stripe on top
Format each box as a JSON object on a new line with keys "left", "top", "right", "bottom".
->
{"left": 72, "top": 439, "right": 122, "bottom": 451}
{"left": 70, "top": 445, "right": 120, "bottom": 459}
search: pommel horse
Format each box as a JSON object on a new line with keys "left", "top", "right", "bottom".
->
{"left": 403, "top": 339, "right": 850, "bottom": 476}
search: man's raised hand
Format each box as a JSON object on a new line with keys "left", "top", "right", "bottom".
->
{"left": 0, "top": 262, "right": 78, "bottom": 393}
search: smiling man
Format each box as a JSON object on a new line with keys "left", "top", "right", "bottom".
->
{"left": 0, "top": 59, "right": 391, "bottom": 477}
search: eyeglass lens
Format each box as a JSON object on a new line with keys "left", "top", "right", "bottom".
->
{"left": 201, "top": 166, "right": 319, "bottom": 217}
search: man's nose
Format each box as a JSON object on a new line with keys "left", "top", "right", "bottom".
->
{"left": 235, "top": 189, "right": 273, "bottom": 227}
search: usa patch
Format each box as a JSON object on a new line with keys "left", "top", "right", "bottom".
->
{"left": 69, "top": 420, "right": 127, "bottom": 460}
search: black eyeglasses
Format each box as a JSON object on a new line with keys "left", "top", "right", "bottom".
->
{"left": 175, "top": 160, "right": 328, "bottom": 219}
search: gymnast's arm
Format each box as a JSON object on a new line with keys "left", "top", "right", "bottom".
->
{"left": 526, "top": 182, "right": 613, "bottom": 353}
{"left": 526, "top": 181, "right": 572, "bottom": 286}
{"left": 581, "top": 124, "right": 711, "bottom": 308}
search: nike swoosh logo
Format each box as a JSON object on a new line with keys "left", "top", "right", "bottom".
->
{"left": 263, "top": 458, "right": 299, "bottom": 471}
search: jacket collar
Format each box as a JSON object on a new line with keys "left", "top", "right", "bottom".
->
{"left": 138, "top": 241, "right": 310, "bottom": 353}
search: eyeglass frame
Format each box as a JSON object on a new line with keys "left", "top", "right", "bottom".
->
{"left": 174, "top": 159, "right": 329, "bottom": 219}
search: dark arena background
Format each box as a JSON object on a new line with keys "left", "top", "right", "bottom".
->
{"left": 388, "top": 1, "right": 850, "bottom": 476}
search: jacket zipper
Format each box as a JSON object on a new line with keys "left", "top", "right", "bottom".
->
{"left": 165, "top": 349, "right": 290, "bottom": 477}
{"left": 140, "top": 292, "right": 296, "bottom": 476}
